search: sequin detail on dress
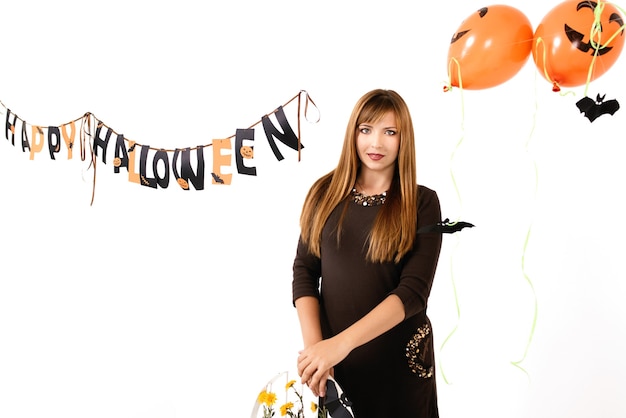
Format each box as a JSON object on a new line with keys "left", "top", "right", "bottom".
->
{"left": 351, "top": 188, "right": 386, "bottom": 206}
{"left": 405, "top": 323, "right": 434, "bottom": 378}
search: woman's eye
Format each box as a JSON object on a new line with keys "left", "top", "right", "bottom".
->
{"left": 359, "top": 127, "right": 371, "bottom": 134}
{"left": 386, "top": 130, "right": 397, "bottom": 135}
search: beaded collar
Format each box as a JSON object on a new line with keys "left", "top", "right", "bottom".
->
{"left": 351, "top": 188, "right": 387, "bottom": 206}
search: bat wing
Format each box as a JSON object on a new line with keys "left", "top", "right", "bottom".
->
{"left": 211, "top": 172, "right": 224, "bottom": 184}
{"left": 600, "top": 99, "right": 620, "bottom": 116}
{"left": 417, "top": 218, "right": 475, "bottom": 234}
{"left": 576, "top": 96, "right": 600, "bottom": 122}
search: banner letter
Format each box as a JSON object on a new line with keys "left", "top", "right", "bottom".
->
{"left": 29, "top": 126, "right": 45, "bottom": 160}
{"left": 61, "top": 122, "right": 76, "bottom": 159}
{"left": 5, "top": 109, "right": 17, "bottom": 145}
{"left": 139, "top": 145, "right": 158, "bottom": 188}
{"left": 211, "top": 139, "right": 232, "bottom": 185}
{"left": 21, "top": 122, "right": 30, "bottom": 153}
{"left": 127, "top": 141, "right": 140, "bottom": 184}
{"left": 93, "top": 123, "right": 112, "bottom": 163}
{"left": 261, "top": 106, "right": 303, "bottom": 161}
{"left": 114, "top": 134, "right": 129, "bottom": 173}
{"left": 47, "top": 126, "right": 61, "bottom": 160}
{"left": 173, "top": 147, "right": 205, "bottom": 190}
{"left": 152, "top": 149, "right": 170, "bottom": 189}
{"left": 235, "top": 128, "right": 256, "bottom": 176}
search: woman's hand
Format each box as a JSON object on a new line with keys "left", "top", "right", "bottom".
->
{"left": 297, "top": 337, "right": 350, "bottom": 397}
{"left": 296, "top": 294, "right": 405, "bottom": 396}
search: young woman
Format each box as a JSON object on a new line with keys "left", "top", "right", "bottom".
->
{"left": 292, "top": 89, "right": 443, "bottom": 417}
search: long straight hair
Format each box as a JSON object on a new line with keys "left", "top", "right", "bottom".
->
{"left": 299, "top": 89, "right": 418, "bottom": 263}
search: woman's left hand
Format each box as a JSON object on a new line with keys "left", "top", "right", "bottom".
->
{"left": 297, "top": 337, "right": 350, "bottom": 397}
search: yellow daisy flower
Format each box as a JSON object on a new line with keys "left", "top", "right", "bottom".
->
{"left": 285, "top": 379, "right": 297, "bottom": 390}
{"left": 280, "top": 402, "right": 294, "bottom": 416}
{"left": 311, "top": 401, "right": 318, "bottom": 412}
{"left": 257, "top": 390, "right": 268, "bottom": 404}
{"left": 265, "top": 391, "right": 277, "bottom": 406}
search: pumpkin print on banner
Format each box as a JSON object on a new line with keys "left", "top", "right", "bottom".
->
{"left": 533, "top": 0, "right": 626, "bottom": 89}
{"left": 446, "top": 5, "right": 533, "bottom": 90}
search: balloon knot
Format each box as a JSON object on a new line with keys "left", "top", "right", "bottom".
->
{"left": 443, "top": 85, "right": 451, "bottom": 93}
{"left": 552, "top": 82, "right": 561, "bottom": 92}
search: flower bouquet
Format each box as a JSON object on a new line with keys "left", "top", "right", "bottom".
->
{"left": 251, "top": 371, "right": 353, "bottom": 418}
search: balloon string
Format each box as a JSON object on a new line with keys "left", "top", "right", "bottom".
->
{"left": 444, "top": 56, "right": 463, "bottom": 92}
{"left": 510, "top": 71, "right": 541, "bottom": 382}
{"left": 511, "top": 225, "right": 539, "bottom": 382}
{"left": 439, "top": 235, "right": 462, "bottom": 385}
{"left": 584, "top": 1, "right": 626, "bottom": 97}
{"left": 534, "top": 37, "right": 575, "bottom": 96}
{"left": 439, "top": 57, "right": 466, "bottom": 385}
{"left": 450, "top": 58, "right": 465, "bottom": 219}
{"left": 533, "top": 37, "right": 559, "bottom": 91}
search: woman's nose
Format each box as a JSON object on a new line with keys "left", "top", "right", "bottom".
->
{"left": 371, "top": 132, "right": 383, "bottom": 147}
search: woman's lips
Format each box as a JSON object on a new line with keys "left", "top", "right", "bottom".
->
{"left": 368, "top": 153, "right": 384, "bottom": 161}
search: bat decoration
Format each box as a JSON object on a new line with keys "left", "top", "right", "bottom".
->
{"left": 417, "top": 218, "right": 475, "bottom": 234}
{"left": 211, "top": 172, "right": 224, "bottom": 184}
{"left": 576, "top": 93, "right": 620, "bottom": 122}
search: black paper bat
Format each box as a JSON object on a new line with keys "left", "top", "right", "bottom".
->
{"left": 417, "top": 218, "right": 475, "bottom": 234}
{"left": 576, "top": 94, "right": 620, "bottom": 122}
{"left": 211, "top": 172, "right": 224, "bottom": 184}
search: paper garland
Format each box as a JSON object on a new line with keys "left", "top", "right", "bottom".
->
{"left": 1, "top": 90, "right": 319, "bottom": 204}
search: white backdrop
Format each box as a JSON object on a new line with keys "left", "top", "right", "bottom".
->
{"left": 1, "top": 1, "right": 625, "bottom": 417}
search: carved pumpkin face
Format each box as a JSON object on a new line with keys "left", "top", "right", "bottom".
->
{"left": 450, "top": 7, "right": 488, "bottom": 47}
{"left": 177, "top": 177, "right": 190, "bottom": 190}
{"left": 240, "top": 146, "right": 254, "bottom": 159}
{"left": 447, "top": 5, "right": 533, "bottom": 89}
{"left": 533, "top": 0, "right": 625, "bottom": 87}
{"left": 565, "top": 1, "right": 624, "bottom": 55}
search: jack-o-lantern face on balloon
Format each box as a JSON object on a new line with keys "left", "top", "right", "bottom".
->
{"left": 533, "top": 0, "right": 625, "bottom": 88}
{"left": 447, "top": 5, "right": 533, "bottom": 90}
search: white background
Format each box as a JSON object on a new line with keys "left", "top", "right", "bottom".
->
{"left": 1, "top": 1, "right": 625, "bottom": 417}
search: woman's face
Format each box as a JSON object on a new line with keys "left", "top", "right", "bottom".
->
{"left": 356, "top": 111, "right": 400, "bottom": 178}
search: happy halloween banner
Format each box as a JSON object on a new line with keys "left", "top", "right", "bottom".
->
{"left": 1, "top": 90, "right": 319, "bottom": 204}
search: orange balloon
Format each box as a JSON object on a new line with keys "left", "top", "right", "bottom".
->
{"left": 447, "top": 5, "right": 533, "bottom": 90}
{"left": 533, "top": 0, "right": 626, "bottom": 88}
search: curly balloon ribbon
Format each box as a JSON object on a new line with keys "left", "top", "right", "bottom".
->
{"left": 510, "top": 71, "right": 542, "bottom": 381}
{"left": 510, "top": 222, "right": 539, "bottom": 381}
{"left": 439, "top": 57, "right": 466, "bottom": 384}
{"left": 438, "top": 236, "right": 463, "bottom": 385}
{"left": 584, "top": 1, "right": 626, "bottom": 96}
{"left": 533, "top": 36, "right": 561, "bottom": 93}
{"left": 533, "top": 37, "right": 576, "bottom": 95}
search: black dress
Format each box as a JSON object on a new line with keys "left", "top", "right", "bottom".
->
{"left": 293, "top": 185, "right": 443, "bottom": 418}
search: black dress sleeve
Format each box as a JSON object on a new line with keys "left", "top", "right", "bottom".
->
{"left": 389, "top": 186, "right": 443, "bottom": 319}
{"left": 292, "top": 236, "right": 322, "bottom": 306}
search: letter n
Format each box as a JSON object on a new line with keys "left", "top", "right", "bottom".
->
{"left": 173, "top": 147, "right": 205, "bottom": 190}
{"left": 261, "top": 106, "right": 303, "bottom": 161}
